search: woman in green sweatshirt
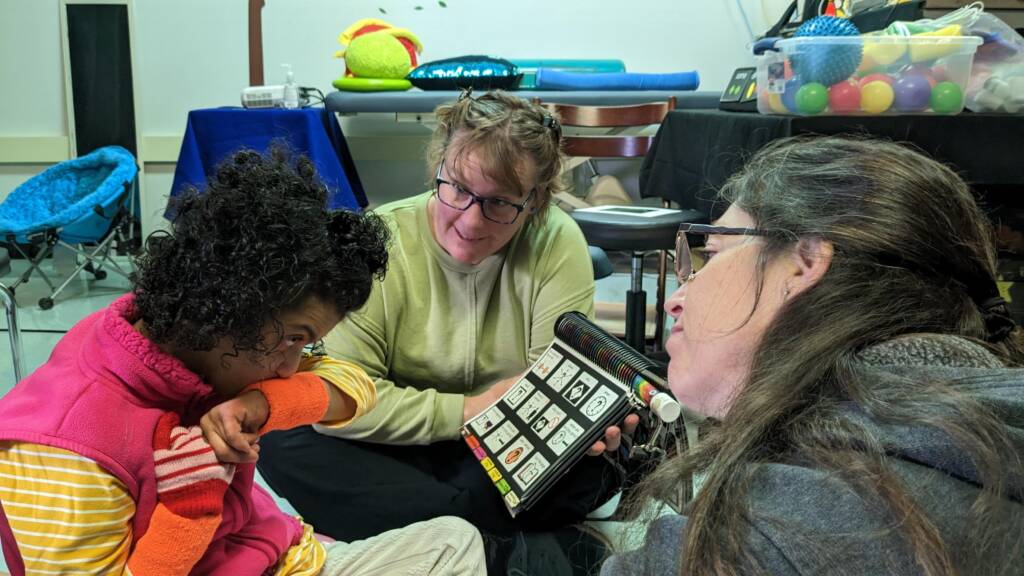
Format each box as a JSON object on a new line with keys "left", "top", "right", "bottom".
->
{"left": 257, "top": 91, "right": 631, "bottom": 575}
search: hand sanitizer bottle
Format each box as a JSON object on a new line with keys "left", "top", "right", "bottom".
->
{"left": 282, "top": 64, "right": 299, "bottom": 109}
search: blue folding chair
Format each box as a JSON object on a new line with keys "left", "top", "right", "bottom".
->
{"left": 0, "top": 146, "right": 139, "bottom": 310}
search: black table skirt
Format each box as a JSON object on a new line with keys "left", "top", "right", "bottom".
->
{"left": 640, "top": 109, "right": 1024, "bottom": 220}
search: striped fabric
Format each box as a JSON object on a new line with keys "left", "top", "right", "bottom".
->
{"left": 273, "top": 522, "right": 326, "bottom": 576}
{"left": 0, "top": 442, "right": 134, "bottom": 575}
{"left": 152, "top": 424, "right": 234, "bottom": 509}
{"left": 0, "top": 355, "right": 371, "bottom": 575}
{"left": 0, "top": 442, "right": 326, "bottom": 575}
{"left": 301, "top": 355, "right": 377, "bottom": 428}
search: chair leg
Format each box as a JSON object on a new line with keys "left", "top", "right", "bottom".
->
{"left": 59, "top": 237, "right": 132, "bottom": 281}
{"left": 0, "top": 283, "right": 23, "bottom": 382}
{"left": 43, "top": 237, "right": 119, "bottom": 307}
{"left": 624, "top": 251, "right": 647, "bottom": 352}
{"left": 7, "top": 237, "right": 57, "bottom": 293}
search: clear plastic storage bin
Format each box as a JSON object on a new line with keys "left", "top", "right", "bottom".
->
{"left": 756, "top": 35, "right": 982, "bottom": 115}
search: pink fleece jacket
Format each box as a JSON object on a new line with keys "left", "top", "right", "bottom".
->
{"left": 0, "top": 294, "right": 301, "bottom": 575}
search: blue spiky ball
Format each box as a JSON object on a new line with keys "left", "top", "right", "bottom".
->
{"left": 791, "top": 16, "right": 862, "bottom": 87}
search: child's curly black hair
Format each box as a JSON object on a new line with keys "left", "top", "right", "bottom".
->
{"left": 132, "top": 146, "right": 389, "bottom": 353}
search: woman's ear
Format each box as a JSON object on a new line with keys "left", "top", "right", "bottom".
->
{"left": 786, "top": 237, "right": 833, "bottom": 297}
{"left": 528, "top": 189, "right": 542, "bottom": 214}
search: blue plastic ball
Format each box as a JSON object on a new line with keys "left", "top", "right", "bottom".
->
{"left": 791, "top": 16, "right": 863, "bottom": 87}
{"left": 781, "top": 78, "right": 803, "bottom": 112}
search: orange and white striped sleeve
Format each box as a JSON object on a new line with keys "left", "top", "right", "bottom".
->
{"left": 0, "top": 440, "right": 134, "bottom": 575}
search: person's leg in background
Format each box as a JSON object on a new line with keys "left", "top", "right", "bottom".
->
{"left": 319, "top": 516, "right": 486, "bottom": 576}
{"left": 258, "top": 426, "right": 621, "bottom": 574}
{"left": 257, "top": 426, "right": 492, "bottom": 541}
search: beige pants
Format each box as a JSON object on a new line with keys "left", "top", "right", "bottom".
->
{"left": 320, "top": 516, "right": 486, "bottom": 576}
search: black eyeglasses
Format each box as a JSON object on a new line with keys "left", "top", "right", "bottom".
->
{"left": 675, "top": 223, "right": 776, "bottom": 283}
{"left": 434, "top": 159, "right": 535, "bottom": 225}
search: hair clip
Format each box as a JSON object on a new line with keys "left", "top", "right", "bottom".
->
{"left": 542, "top": 115, "right": 562, "bottom": 141}
{"left": 457, "top": 88, "right": 475, "bottom": 102}
{"left": 979, "top": 295, "right": 1017, "bottom": 343}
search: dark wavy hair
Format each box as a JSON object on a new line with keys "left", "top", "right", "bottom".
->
{"left": 132, "top": 147, "right": 389, "bottom": 353}
{"left": 629, "top": 135, "right": 1022, "bottom": 576}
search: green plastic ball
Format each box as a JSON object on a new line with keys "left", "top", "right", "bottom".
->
{"left": 795, "top": 83, "right": 829, "bottom": 115}
{"left": 930, "top": 81, "right": 963, "bottom": 114}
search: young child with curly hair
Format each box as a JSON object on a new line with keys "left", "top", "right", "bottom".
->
{"left": 0, "top": 148, "right": 485, "bottom": 576}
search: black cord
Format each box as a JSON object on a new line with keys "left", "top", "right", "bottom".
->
{"left": 299, "top": 86, "right": 326, "bottom": 108}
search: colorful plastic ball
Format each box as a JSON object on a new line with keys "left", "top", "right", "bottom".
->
{"left": 905, "top": 65, "right": 937, "bottom": 88}
{"left": 795, "top": 83, "right": 829, "bottom": 114}
{"left": 858, "top": 73, "right": 893, "bottom": 88}
{"left": 930, "top": 81, "right": 964, "bottom": 114}
{"left": 828, "top": 80, "right": 861, "bottom": 113}
{"left": 791, "top": 16, "right": 863, "bottom": 86}
{"left": 861, "top": 81, "right": 895, "bottom": 114}
{"left": 893, "top": 74, "right": 933, "bottom": 112}
{"left": 767, "top": 93, "right": 789, "bottom": 114}
{"left": 781, "top": 78, "right": 803, "bottom": 113}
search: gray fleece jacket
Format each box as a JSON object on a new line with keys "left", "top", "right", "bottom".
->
{"left": 601, "top": 335, "right": 1024, "bottom": 576}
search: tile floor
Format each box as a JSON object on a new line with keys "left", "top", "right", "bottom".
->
{"left": 0, "top": 253, "right": 671, "bottom": 571}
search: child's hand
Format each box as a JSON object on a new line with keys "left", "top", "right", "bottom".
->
{"left": 198, "top": 390, "right": 269, "bottom": 464}
{"left": 153, "top": 412, "right": 236, "bottom": 517}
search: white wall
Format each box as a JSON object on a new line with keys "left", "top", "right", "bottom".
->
{"left": 0, "top": 0, "right": 777, "bottom": 232}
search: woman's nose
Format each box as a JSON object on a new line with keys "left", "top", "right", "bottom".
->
{"left": 460, "top": 199, "right": 490, "bottom": 227}
{"left": 664, "top": 283, "right": 686, "bottom": 319}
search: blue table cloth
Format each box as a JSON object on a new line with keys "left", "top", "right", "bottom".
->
{"left": 168, "top": 107, "right": 366, "bottom": 217}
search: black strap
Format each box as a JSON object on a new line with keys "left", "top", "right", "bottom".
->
{"left": 802, "top": 0, "right": 827, "bottom": 21}
{"left": 765, "top": 0, "right": 799, "bottom": 38}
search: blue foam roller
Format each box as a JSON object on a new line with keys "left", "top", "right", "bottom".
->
{"left": 512, "top": 59, "right": 626, "bottom": 90}
{"left": 535, "top": 69, "right": 700, "bottom": 91}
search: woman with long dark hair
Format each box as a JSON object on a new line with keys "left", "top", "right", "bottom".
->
{"left": 604, "top": 135, "right": 1023, "bottom": 576}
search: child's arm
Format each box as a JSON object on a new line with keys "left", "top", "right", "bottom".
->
{"left": 199, "top": 356, "right": 377, "bottom": 463}
{"left": 126, "top": 412, "right": 235, "bottom": 575}
{"left": 0, "top": 441, "right": 134, "bottom": 574}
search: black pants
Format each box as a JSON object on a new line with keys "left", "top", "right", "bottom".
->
{"left": 257, "top": 426, "right": 621, "bottom": 542}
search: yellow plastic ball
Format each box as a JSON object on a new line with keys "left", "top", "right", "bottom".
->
{"left": 767, "top": 93, "right": 788, "bottom": 114}
{"left": 861, "top": 81, "right": 895, "bottom": 114}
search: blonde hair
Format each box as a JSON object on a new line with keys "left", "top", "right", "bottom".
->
{"left": 425, "top": 90, "right": 565, "bottom": 220}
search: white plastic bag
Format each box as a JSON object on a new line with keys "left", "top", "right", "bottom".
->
{"left": 961, "top": 6, "right": 1024, "bottom": 112}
